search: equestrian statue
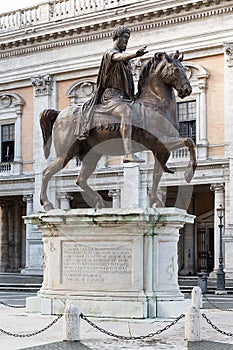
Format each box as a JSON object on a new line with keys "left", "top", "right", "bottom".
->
{"left": 40, "top": 26, "right": 197, "bottom": 211}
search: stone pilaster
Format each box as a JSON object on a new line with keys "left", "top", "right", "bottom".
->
{"left": 31, "top": 73, "right": 55, "bottom": 213}
{"left": 197, "top": 82, "right": 208, "bottom": 160}
{"left": 223, "top": 44, "right": 233, "bottom": 278}
{"left": 21, "top": 193, "right": 43, "bottom": 275}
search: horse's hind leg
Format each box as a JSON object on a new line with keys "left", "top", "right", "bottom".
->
{"left": 40, "top": 156, "right": 70, "bottom": 211}
{"left": 76, "top": 152, "right": 103, "bottom": 208}
{"left": 150, "top": 155, "right": 164, "bottom": 208}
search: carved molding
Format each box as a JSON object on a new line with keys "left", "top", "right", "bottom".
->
{"left": 210, "top": 183, "right": 225, "bottom": 193}
{"left": 225, "top": 45, "right": 233, "bottom": 67}
{"left": 23, "top": 194, "right": 33, "bottom": 203}
{"left": 0, "top": 1, "right": 233, "bottom": 58}
{"left": 0, "top": 92, "right": 24, "bottom": 111}
{"left": 31, "top": 74, "right": 52, "bottom": 96}
{"left": 66, "top": 79, "right": 96, "bottom": 105}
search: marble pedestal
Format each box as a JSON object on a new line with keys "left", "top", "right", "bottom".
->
{"left": 25, "top": 208, "right": 194, "bottom": 318}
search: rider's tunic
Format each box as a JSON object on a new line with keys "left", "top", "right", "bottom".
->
{"left": 75, "top": 47, "right": 134, "bottom": 138}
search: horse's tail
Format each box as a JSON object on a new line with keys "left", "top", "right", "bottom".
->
{"left": 40, "top": 109, "right": 60, "bottom": 159}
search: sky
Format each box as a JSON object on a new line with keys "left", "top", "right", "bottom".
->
{"left": 0, "top": 0, "right": 44, "bottom": 14}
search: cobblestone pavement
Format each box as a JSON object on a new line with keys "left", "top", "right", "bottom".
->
{"left": 21, "top": 341, "right": 91, "bottom": 349}
{"left": 1, "top": 305, "right": 233, "bottom": 349}
{"left": 188, "top": 340, "right": 233, "bottom": 349}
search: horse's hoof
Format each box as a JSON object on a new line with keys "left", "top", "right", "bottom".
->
{"left": 123, "top": 154, "right": 145, "bottom": 163}
{"left": 163, "top": 165, "right": 175, "bottom": 174}
{"left": 44, "top": 203, "right": 54, "bottom": 211}
{"left": 184, "top": 168, "right": 194, "bottom": 183}
{"left": 151, "top": 197, "right": 165, "bottom": 208}
{"left": 95, "top": 198, "right": 105, "bottom": 209}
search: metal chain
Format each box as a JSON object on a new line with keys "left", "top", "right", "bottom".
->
{"left": 202, "top": 313, "right": 233, "bottom": 337}
{"left": 0, "top": 314, "right": 62, "bottom": 338}
{"left": 80, "top": 313, "right": 185, "bottom": 340}
{"left": 0, "top": 300, "right": 25, "bottom": 309}
{"left": 203, "top": 294, "right": 233, "bottom": 312}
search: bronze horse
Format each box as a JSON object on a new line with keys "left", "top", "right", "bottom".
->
{"left": 40, "top": 51, "right": 196, "bottom": 211}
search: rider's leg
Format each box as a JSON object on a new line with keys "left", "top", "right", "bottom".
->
{"left": 112, "top": 104, "right": 144, "bottom": 163}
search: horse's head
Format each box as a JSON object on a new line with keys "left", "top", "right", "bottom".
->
{"left": 153, "top": 51, "right": 192, "bottom": 99}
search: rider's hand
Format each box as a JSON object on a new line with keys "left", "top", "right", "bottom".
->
{"left": 136, "top": 46, "right": 148, "bottom": 57}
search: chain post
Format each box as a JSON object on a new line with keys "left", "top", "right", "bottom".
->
{"left": 185, "top": 287, "right": 201, "bottom": 341}
{"left": 63, "top": 304, "right": 80, "bottom": 341}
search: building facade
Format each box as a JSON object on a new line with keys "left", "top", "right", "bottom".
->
{"left": 0, "top": 0, "right": 232, "bottom": 278}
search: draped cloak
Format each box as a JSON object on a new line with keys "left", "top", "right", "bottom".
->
{"left": 75, "top": 47, "right": 135, "bottom": 138}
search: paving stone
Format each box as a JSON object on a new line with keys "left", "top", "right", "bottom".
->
{"left": 21, "top": 341, "right": 91, "bottom": 350}
{"left": 188, "top": 341, "right": 233, "bottom": 350}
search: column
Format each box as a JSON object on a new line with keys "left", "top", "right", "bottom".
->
{"left": 179, "top": 224, "right": 195, "bottom": 275}
{"left": 210, "top": 183, "right": 225, "bottom": 277}
{"left": 108, "top": 189, "right": 120, "bottom": 208}
{"left": 0, "top": 201, "right": 9, "bottom": 271}
{"left": 57, "top": 192, "right": 73, "bottom": 210}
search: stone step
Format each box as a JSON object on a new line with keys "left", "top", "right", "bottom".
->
{"left": 0, "top": 273, "right": 42, "bottom": 291}
{"left": 178, "top": 276, "right": 233, "bottom": 294}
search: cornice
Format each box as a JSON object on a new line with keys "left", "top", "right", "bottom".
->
{"left": 0, "top": 0, "right": 233, "bottom": 59}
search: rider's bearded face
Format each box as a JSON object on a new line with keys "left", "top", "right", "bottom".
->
{"left": 116, "top": 33, "right": 130, "bottom": 52}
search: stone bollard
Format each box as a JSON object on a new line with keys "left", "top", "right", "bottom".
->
{"left": 63, "top": 304, "right": 80, "bottom": 342}
{"left": 184, "top": 287, "right": 201, "bottom": 341}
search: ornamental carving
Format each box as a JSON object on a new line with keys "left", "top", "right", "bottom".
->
{"left": 31, "top": 74, "right": 52, "bottom": 96}
{"left": 0, "top": 95, "right": 12, "bottom": 109}
{"left": 225, "top": 46, "right": 233, "bottom": 67}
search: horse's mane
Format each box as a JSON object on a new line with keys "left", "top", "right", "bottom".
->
{"left": 137, "top": 56, "right": 160, "bottom": 98}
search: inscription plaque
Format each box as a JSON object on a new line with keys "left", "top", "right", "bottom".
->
{"left": 61, "top": 242, "right": 132, "bottom": 284}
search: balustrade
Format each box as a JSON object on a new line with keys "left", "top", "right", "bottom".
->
{"left": 170, "top": 147, "right": 191, "bottom": 162}
{"left": 0, "top": 0, "right": 144, "bottom": 32}
{"left": 0, "top": 162, "right": 12, "bottom": 175}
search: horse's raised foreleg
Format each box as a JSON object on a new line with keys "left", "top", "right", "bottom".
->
{"left": 166, "top": 136, "right": 197, "bottom": 183}
{"left": 40, "top": 157, "right": 70, "bottom": 211}
{"left": 150, "top": 155, "right": 164, "bottom": 208}
{"left": 182, "top": 138, "right": 197, "bottom": 183}
{"left": 76, "top": 152, "right": 103, "bottom": 208}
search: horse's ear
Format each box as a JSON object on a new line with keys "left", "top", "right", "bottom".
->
{"left": 154, "top": 52, "right": 164, "bottom": 61}
{"left": 172, "top": 50, "right": 180, "bottom": 59}
{"left": 178, "top": 53, "right": 184, "bottom": 62}
{"left": 164, "top": 53, "right": 173, "bottom": 63}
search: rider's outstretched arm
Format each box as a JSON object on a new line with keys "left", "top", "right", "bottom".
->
{"left": 112, "top": 46, "right": 148, "bottom": 62}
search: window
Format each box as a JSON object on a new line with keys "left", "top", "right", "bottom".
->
{"left": 177, "top": 101, "right": 196, "bottom": 143}
{"left": 1, "top": 124, "right": 15, "bottom": 162}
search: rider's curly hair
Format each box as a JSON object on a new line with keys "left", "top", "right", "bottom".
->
{"left": 112, "top": 26, "right": 130, "bottom": 41}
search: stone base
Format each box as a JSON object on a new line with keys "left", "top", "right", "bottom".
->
{"left": 28, "top": 293, "right": 148, "bottom": 318}
{"left": 156, "top": 298, "right": 190, "bottom": 318}
{"left": 25, "top": 208, "right": 195, "bottom": 319}
{"left": 27, "top": 294, "right": 191, "bottom": 319}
